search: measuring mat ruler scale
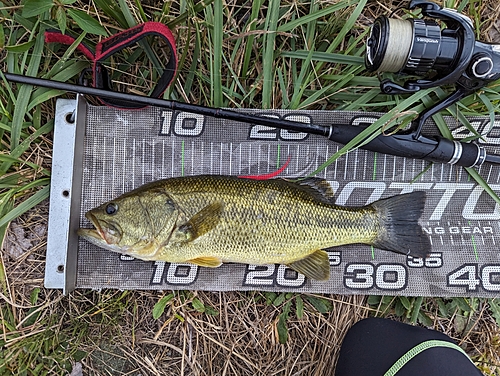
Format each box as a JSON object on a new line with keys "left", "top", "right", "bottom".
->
{"left": 45, "top": 97, "right": 500, "bottom": 296}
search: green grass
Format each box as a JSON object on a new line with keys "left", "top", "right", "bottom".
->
{"left": 1, "top": 0, "right": 500, "bottom": 374}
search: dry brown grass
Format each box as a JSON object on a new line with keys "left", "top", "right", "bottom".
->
{"left": 3, "top": 206, "right": 500, "bottom": 375}
{"left": 76, "top": 292, "right": 368, "bottom": 375}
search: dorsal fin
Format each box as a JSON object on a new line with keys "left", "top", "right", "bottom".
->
{"left": 279, "top": 178, "right": 335, "bottom": 204}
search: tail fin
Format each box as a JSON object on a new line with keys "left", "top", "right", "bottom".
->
{"left": 371, "top": 191, "right": 430, "bottom": 258}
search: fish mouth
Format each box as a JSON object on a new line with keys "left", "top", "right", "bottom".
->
{"left": 83, "top": 212, "right": 105, "bottom": 239}
{"left": 78, "top": 212, "right": 122, "bottom": 245}
{"left": 77, "top": 227, "right": 103, "bottom": 243}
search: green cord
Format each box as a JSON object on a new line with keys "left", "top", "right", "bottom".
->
{"left": 384, "top": 340, "right": 473, "bottom": 376}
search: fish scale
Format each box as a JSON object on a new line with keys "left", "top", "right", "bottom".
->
{"left": 162, "top": 177, "right": 371, "bottom": 259}
{"left": 78, "top": 175, "right": 430, "bottom": 280}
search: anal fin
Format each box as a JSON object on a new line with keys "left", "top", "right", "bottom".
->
{"left": 188, "top": 256, "right": 223, "bottom": 268}
{"left": 287, "top": 250, "right": 330, "bottom": 281}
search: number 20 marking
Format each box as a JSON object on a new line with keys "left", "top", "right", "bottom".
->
{"left": 248, "top": 114, "right": 311, "bottom": 141}
{"left": 243, "top": 265, "right": 306, "bottom": 287}
{"left": 243, "top": 251, "right": 341, "bottom": 287}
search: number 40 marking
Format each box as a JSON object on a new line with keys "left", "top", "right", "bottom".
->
{"left": 447, "top": 264, "right": 500, "bottom": 292}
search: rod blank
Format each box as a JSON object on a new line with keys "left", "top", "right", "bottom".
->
{"left": 3, "top": 72, "right": 330, "bottom": 137}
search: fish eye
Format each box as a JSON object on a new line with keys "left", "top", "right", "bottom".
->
{"left": 105, "top": 203, "right": 118, "bottom": 215}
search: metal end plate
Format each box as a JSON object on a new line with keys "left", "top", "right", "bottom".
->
{"left": 45, "top": 94, "right": 87, "bottom": 294}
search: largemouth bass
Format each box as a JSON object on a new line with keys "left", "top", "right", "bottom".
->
{"left": 78, "top": 175, "right": 430, "bottom": 280}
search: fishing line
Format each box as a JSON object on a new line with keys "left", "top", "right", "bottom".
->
{"left": 372, "top": 18, "right": 413, "bottom": 73}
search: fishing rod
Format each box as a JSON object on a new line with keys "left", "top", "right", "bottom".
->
{"left": 4, "top": 1, "right": 500, "bottom": 167}
{"left": 4, "top": 71, "right": 500, "bottom": 168}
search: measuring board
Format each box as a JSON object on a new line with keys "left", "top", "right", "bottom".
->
{"left": 45, "top": 95, "right": 500, "bottom": 296}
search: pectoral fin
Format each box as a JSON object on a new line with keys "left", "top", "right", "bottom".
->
{"left": 189, "top": 256, "right": 223, "bottom": 267}
{"left": 175, "top": 201, "right": 224, "bottom": 242}
{"left": 287, "top": 250, "right": 330, "bottom": 281}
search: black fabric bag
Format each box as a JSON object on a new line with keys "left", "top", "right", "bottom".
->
{"left": 335, "top": 317, "right": 483, "bottom": 376}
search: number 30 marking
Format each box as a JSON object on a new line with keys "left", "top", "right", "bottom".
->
{"left": 344, "top": 263, "right": 407, "bottom": 291}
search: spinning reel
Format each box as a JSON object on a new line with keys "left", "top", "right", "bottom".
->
{"left": 365, "top": 0, "right": 500, "bottom": 136}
